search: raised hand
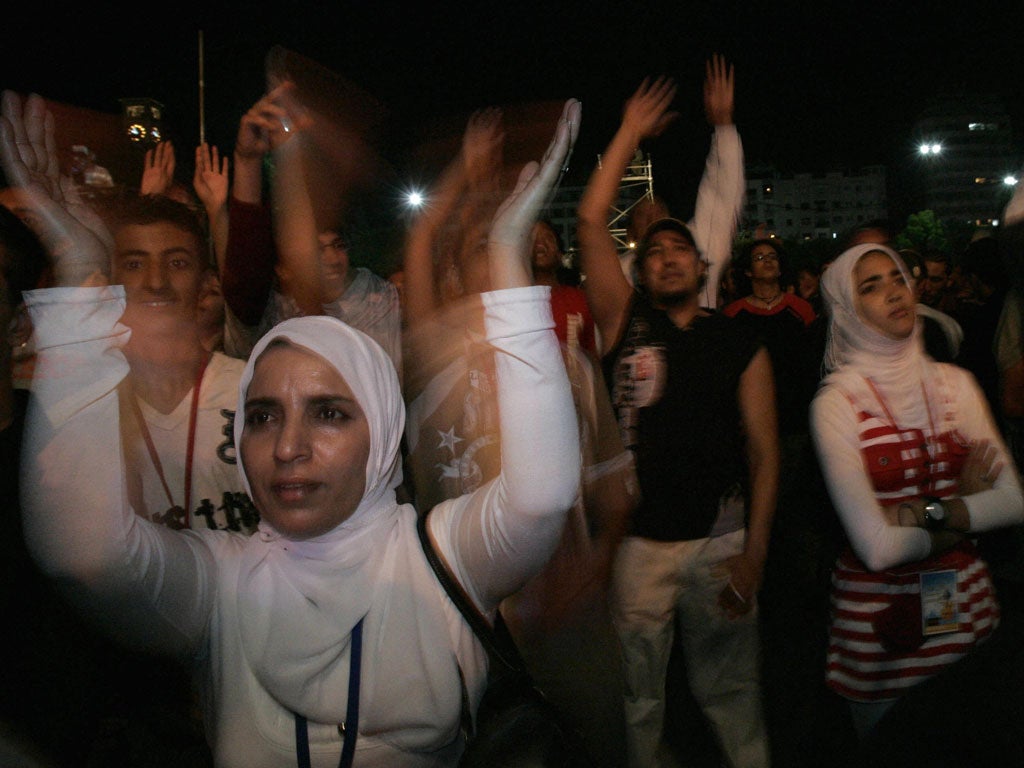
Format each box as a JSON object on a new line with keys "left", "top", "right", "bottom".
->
{"left": 140, "top": 140, "right": 176, "bottom": 196}
{"left": 235, "top": 82, "right": 301, "bottom": 160}
{"left": 622, "top": 76, "right": 679, "bottom": 141}
{"left": 462, "top": 107, "right": 505, "bottom": 189}
{"left": 0, "top": 90, "right": 110, "bottom": 285}
{"left": 193, "top": 143, "right": 229, "bottom": 214}
{"left": 488, "top": 98, "right": 581, "bottom": 290}
{"left": 704, "top": 53, "right": 735, "bottom": 127}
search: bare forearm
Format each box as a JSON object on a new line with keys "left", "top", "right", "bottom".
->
{"left": 745, "top": 453, "right": 777, "bottom": 564}
{"left": 232, "top": 153, "right": 264, "bottom": 205}
{"left": 271, "top": 142, "right": 322, "bottom": 315}
{"left": 577, "top": 126, "right": 637, "bottom": 347}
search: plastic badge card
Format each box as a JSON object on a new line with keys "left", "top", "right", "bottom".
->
{"left": 920, "top": 569, "right": 959, "bottom": 636}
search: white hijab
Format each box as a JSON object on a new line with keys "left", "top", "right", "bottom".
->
{"left": 233, "top": 316, "right": 462, "bottom": 748}
{"left": 820, "top": 243, "right": 932, "bottom": 418}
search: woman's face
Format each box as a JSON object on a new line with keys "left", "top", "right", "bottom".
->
{"left": 747, "top": 243, "right": 781, "bottom": 282}
{"left": 853, "top": 251, "right": 916, "bottom": 340}
{"left": 241, "top": 343, "right": 370, "bottom": 539}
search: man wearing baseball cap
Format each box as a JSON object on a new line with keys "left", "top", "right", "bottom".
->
{"left": 576, "top": 58, "right": 778, "bottom": 768}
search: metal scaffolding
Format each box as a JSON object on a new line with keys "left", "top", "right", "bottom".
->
{"left": 606, "top": 149, "right": 656, "bottom": 253}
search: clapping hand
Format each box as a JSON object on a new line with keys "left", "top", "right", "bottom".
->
{"left": 0, "top": 91, "right": 111, "bottom": 286}
{"left": 488, "top": 98, "right": 580, "bottom": 290}
{"left": 462, "top": 107, "right": 505, "bottom": 191}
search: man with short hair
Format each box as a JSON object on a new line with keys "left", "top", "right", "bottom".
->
{"left": 577, "top": 59, "right": 777, "bottom": 768}
{"left": 921, "top": 250, "right": 953, "bottom": 310}
{"left": 109, "top": 193, "right": 257, "bottom": 533}
{"left": 1, "top": 90, "right": 249, "bottom": 765}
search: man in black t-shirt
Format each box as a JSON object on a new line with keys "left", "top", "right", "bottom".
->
{"left": 598, "top": 218, "right": 777, "bottom": 768}
{"left": 576, "top": 59, "right": 779, "bottom": 768}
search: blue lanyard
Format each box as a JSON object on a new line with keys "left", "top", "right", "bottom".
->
{"left": 294, "top": 616, "right": 364, "bottom": 768}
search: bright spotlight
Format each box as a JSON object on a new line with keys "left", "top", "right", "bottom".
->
{"left": 1004, "top": 176, "right": 1019, "bottom": 186}
{"left": 931, "top": 143, "right": 942, "bottom": 154}
{"left": 919, "top": 144, "right": 931, "bottom": 155}
{"left": 406, "top": 190, "right": 424, "bottom": 208}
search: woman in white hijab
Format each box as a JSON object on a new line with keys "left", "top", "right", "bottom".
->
{"left": 810, "top": 243, "right": 1024, "bottom": 740}
{"left": 15, "top": 92, "right": 582, "bottom": 767}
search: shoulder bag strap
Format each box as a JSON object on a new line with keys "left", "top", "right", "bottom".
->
{"left": 415, "top": 510, "right": 528, "bottom": 677}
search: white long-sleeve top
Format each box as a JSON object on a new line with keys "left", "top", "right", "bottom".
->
{"left": 691, "top": 124, "right": 745, "bottom": 310}
{"left": 21, "top": 284, "right": 579, "bottom": 768}
{"left": 810, "top": 363, "right": 1023, "bottom": 572}
{"left": 617, "top": 125, "right": 744, "bottom": 307}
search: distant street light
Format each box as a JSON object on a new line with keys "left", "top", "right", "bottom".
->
{"left": 1004, "top": 175, "right": 1019, "bottom": 186}
{"left": 405, "top": 190, "right": 425, "bottom": 208}
{"left": 918, "top": 142, "right": 943, "bottom": 156}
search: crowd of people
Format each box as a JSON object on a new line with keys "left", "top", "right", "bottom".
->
{"left": 2, "top": 51, "right": 1024, "bottom": 768}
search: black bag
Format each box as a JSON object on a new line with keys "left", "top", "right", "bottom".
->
{"left": 416, "top": 511, "right": 597, "bottom": 768}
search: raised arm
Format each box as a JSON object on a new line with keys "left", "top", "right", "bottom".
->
{"left": 690, "top": 54, "right": 745, "bottom": 309}
{"left": 3, "top": 91, "right": 214, "bottom": 656}
{"left": 266, "top": 82, "right": 325, "bottom": 316}
{"left": 221, "top": 86, "right": 292, "bottom": 327}
{"left": 403, "top": 108, "right": 504, "bottom": 327}
{"left": 577, "top": 77, "right": 678, "bottom": 351}
{"left": 431, "top": 99, "right": 583, "bottom": 610}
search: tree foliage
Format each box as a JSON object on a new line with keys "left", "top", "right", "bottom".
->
{"left": 894, "top": 209, "right": 948, "bottom": 255}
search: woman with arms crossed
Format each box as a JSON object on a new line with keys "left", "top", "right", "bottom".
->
{"left": 810, "top": 243, "right": 1024, "bottom": 747}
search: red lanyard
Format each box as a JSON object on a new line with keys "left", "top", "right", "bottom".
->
{"left": 865, "top": 376, "right": 941, "bottom": 495}
{"left": 130, "top": 354, "right": 210, "bottom": 529}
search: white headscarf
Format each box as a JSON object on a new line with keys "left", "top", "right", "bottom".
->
{"left": 820, "top": 242, "right": 930, "bottom": 415}
{"left": 232, "top": 316, "right": 462, "bottom": 748}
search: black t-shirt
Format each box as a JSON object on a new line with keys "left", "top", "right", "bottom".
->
{"left": 725, "top": 303, "right": 819, "bottom": 436}
{"left": 604, "top": 294, "right": 759, "bottom": 541}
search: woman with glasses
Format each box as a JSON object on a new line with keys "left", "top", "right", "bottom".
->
{"left": 723, "top": 238, "right": 817, "bottom": 434}
{"left": 722, "top": 237, "right": 832, "bottom": 767}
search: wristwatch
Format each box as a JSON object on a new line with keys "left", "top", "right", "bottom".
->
{"left": 922, "top": 497, "right": 948, "bottom": 530}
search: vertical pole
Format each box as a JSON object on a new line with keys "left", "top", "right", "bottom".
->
{"left": 198, "top": 30, "right": 206, "bottom": 145}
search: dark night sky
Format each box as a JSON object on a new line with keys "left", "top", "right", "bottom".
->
{"left": 3, "top": 0, "right": 1023, "bottom": 215}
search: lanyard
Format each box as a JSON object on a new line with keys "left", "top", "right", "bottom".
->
{"left": 295, "top": 617, "right": 363, "bottom": 768}
{"left": 865, "top": 376, "right": 941, "bottom": 495}
{"left": 130, "top": 354, "right": 210, "bottom": 529}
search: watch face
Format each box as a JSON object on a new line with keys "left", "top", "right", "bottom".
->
{"left": 924, "top": 500, "right": 947, "bottom": 528}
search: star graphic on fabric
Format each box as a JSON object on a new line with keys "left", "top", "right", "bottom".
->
{"left": 437, "top": 426, "right": 464, "bottom": 456}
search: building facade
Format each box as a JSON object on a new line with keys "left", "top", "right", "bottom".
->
{"left": 743, "top": 165, "right": 888, "bottom": 242}
{"left": 913, "top": 95, "right": 1019, "bottom": 227}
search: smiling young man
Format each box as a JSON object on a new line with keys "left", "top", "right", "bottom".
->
{"left": 110, "top": 194, "right": 257, "bottom": 534}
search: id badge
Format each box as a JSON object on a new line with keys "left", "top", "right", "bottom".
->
{"left": 920, "top": 569, "right": 959, "bottom": 636}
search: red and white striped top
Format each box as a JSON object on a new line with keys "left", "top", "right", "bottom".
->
{"left": 826, "top": 380, "right": 999, "bottom": 702}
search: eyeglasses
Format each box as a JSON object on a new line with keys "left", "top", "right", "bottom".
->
{"left": 753, "top": 252, "right": 779, "bottom": 262}
{"left": 321, "top": 238, "right": 348, "bottom": 252}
